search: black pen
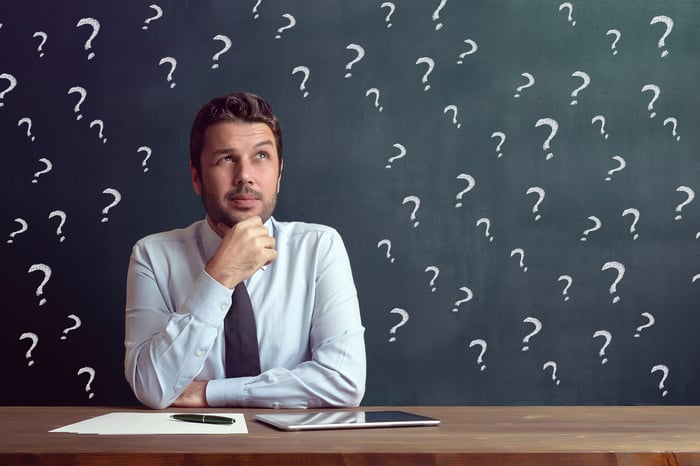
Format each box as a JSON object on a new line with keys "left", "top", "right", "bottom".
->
{"left": 171, "top": 414, "right": 235, "bottom": 425}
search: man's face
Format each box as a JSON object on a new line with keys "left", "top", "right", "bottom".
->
{"left": 191, "top": 121, "right": 282, "bottom": 228}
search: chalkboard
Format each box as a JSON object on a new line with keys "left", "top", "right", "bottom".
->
{"left": 3, "top": 1, "right": 699, "bottom": 406}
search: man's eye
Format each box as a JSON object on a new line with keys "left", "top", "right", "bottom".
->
{"left": 256, "top": 151, "right": 268, "bottom": 159}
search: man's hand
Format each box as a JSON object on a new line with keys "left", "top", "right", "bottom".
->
{"left": 172, "top": 380, "right": 209, "bottom": 408}
{"left": 206, "top": 216, "right": 277, "bottom": 289}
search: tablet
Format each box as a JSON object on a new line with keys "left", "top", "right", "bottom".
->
{"left": 254, "top": 410, "right": 440, "bottom": 431}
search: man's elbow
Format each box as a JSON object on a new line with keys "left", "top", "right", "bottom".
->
{"left": 137, "top": 392, "right": 172, "bottom": 410}
{"left": 330, "top": 373, "right": 366, "bottom": 408}
{"left": 125, "top": 369, "right": 174, "bottom": 410}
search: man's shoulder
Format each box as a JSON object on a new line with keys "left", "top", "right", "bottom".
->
{"left": 135, "top": 220, "right": 205, "bottom": 248}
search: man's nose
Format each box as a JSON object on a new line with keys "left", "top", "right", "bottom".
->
{"left": 234, "top": 160, "right": 253, "bottom": 185}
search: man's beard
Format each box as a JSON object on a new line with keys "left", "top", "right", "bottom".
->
{"left": 201, "top": 183, "right": 277, "bottom": 227}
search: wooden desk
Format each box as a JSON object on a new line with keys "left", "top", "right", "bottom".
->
{"left": 1, "top": 406, "right": 699, "bottom": 465}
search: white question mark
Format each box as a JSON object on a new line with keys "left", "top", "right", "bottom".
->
{"left": 76, "top": 17, "right": 100, "bottom": 60}
{"left": 650, "top": 364, "right": 669, "bottom": 397}
{"left": 137, "top": 146, "right": 152, "bottom": 172}
{"left": 558, "top": 2, "right": 576, "bottom": 26}
{"left": 650, "top": 15, "right": 673, "bottom": 58}
{"left": 344, "top": 44, "right": 365, "bottom": 78}
{"left": 211, "top": 34, "right": 232, "bottom": 69}
{"left": 455, "top": 173, "right": 475, "bottom": 208}
{"left": 606, "top": 29, "right": 621, "bottom": 55}
{"left": 452, "top": 287, "right": 473, "bottom": 312}
{"left": 381, "top": 2, "right": 395, "bottom": 28}
{"left": 641, "top": 84, "right": 660, "bottom": 118}
{"left": 535, "top": 117, "right": 558, "bottom": 160}
{"left": 580, "top": 215, "right": 602, "bottom": 241}
{"left": 291, "top": 66, "right": 310, "bottom": 98}
{"left": 456, "top": 39, "right": 478, "bottom": 64}
{"left": 32, "top": 157, "right": 53, "bottom": 183}
{"left": 0, "top": 72, "right": 18, "bottom": 107}
{"left": 415, "top": 57, "right": 434, "bottom": 91}
{"left": 663, "top": 117, "right": 680, "bottom": 141}
{"left": 158, "top": 57, "right": 177, "bottom": 88}
{"left": 514, "top": 72, "right": 535, "bottom": 98}
{"left": 274, "top": 13, "right": 296, "bottom": 39}
{"left": 570, "top": 71, "right": 590, "bottom": 105}
{"left": 385, "top": 142, "right": 406, "bottom": 168}
{"left": 557, "top": 275, "right": 572, "bottom": 301}
{"left": 510, "top": 248, "right": 528, "bottom": 272}
{"left": 32, "top": 31, "right": 48, "bottom": 58}
{"left": 476, "top": 217, "right": 494, "bottom": 242}
{"left": 424, "top": 266, "right": 440, "bottom": 292}
{"left": 142, "top": 4, "right": 163, "bottom": 30}
{"left": 468, "top": 339, "right": 487, "bottom": 371}
{"left": 402, "top": 195, "right": 421, "bottom": 227}
{"left": 601, "top": 261, "right": 625, "bottom": 303}
{"left": 61, "top": 314, "right": 82, "bottom": 340}
{"left": 593, "top": 330, "right": 612, "bottom": 364}
{"left": 388, "top": 308, "right": 409, "bottom": 342}
{"left": 432, "top": 0, "right": 447, "bottom": 30}
{"left": 605, "top": 155, "right": 626, "bottom": 181}
{"left": 443, "top": 105, "right": 461, "bottom": 128}
{"left": 252, "top": 0, "right": 262, "bottom": 19}
{"left": 621, "top": 208, "right": 640, "bottom": 240}
{"left": 101, "top": 188, "right": 122, "bottom": 222}
{"left": 491, "top": 131, "right": 505, "bottom": 158}
{"left": 675, "top": 186, "right": 695, "bottom": 220}
{"left": 543, "top": 361, "right": 561, "bottom": 385}
{"left": 526, "top": 186, "right": 545, "bottom": 221}
{"left": 591, "top": 115, "right": 609, "bottom": 139}
{"left": 365, "top": 88, "right": 383, "bottom": 111}
{"left": 89, "top": 119, "right": 107, "bottom": 143}
{"left": 18, "top": 117, "right": 36, "bottom": 141}
{"left": 7, "top": 218, "right": 29, "bottom": 244}
{"left": 521, "top": 317, "right": 542, "bottom": 351}
{"left": 67, "top": 86, "right": 87, "bottom": 120}
{"left": 19, "top": 332, "right": 39, "bottom": 366}
{"left": 48, "top": 210, "right": 67, "bottom": 242}
{"left": 77, "top": 366, "right": 96, "bottom": 399}
{"left": 377, "top": 239, "right": 395, "bottom": 263}
{"left": 634, "top": 312, "right": 655, "bottom": 338}
{"left": 28, "top": 263, "right": 51, "bottom": 306}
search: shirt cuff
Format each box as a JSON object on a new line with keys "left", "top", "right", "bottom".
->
{"left": 206, "top": 377, "right": 254, "bottom": 407}
{"left": 179, "top": 270, "right": 233, "bottom": 327}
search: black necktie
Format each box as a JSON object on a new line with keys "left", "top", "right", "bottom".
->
{"left": 224, "top": 282, "right": 261, "bottom": 377}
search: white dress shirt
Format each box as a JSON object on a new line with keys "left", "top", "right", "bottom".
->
{"left": 124, "top": 217, "right": 366, "bottom": 409}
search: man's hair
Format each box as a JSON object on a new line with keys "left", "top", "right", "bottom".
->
{"left": 189, "top": 92, "right": 283, "bottom": 172}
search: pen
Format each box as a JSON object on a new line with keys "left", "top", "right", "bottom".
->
{"left": 171, "top": 414, "right": 235, "bottom": 425}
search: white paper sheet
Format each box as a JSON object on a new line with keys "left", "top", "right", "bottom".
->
{"left": 50, "top": 412, "right": 248, "bottom": 434}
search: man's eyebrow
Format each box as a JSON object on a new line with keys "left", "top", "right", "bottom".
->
{"left": 211, "top": 147, "right": 238, "bottom": 155}
{"left": 210, "top": 140, "right": 274, "bottom": 156}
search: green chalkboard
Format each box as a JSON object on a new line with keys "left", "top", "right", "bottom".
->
{"left": 3, "top": 0, "right": 699, "bottom": 406}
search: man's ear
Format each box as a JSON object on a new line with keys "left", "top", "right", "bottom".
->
{"left": 190, "top": 162, "right": 202, "bottom": 196}
{"left": 276, "top": 159, "right": 284, "bottom": 193}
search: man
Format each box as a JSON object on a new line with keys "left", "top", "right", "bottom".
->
{"left": 124, "top": 92, "right": 366, "bottom": 409}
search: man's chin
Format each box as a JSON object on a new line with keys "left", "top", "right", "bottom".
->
{"left": 214, "top": 210, "right": 264, "bottom": 226}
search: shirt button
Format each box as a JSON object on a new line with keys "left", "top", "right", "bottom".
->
{"left": 195, "top": 350, "right": 203, "bottom": 357}
{"left": 219, "top": 304, "right": 228, "bottom": 312}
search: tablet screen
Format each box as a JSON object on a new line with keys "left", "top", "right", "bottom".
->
{"left": 254, "top": 410, "right": 440, "bottom": 431}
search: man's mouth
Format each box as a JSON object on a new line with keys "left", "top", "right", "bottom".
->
{"left": 226, "top": 188, "right": 261, "bottom": 207}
